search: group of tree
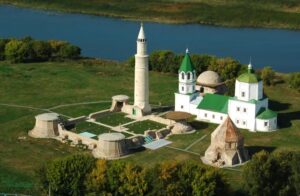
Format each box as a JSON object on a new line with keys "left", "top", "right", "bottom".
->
{"left": 37, "top": 154, "right": 229, "bottom": 195}
{"left": 0, "top": 37, "right": 81, "bottom": 63}
{"left": 128, "top": 50, "right": 247, "bottom": 81}
{"left": 243, "top": 150, "right": 300, "bottom": 196}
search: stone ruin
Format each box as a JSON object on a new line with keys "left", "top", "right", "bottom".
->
{"left": 202, "top": 117, "right": 249, "bottom": 167}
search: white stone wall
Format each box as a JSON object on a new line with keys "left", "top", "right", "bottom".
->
{"left": 175, "top": 93, "right": 194, "bottom": 113}
{"left": 235, "top": 80, "right": 263, "bottom": 101}
{"left": 197, "top": 109, "right": 228, "bottom": 124}
{"left": 228, "top": 99, "right": 256, "bottom": 131}
{"left": 178, "top": 71, "right": 196, "bottom": 94}
{"left": 256, "top": 117, "right": 277, "bottom": 132}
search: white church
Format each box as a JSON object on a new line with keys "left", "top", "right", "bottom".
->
{"left": 175, "top": 50, "right": 278, "bottom": 132}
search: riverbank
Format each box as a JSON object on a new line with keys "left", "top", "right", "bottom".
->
{"left": 1, "top": 0, "right": 300, "bottom": 30}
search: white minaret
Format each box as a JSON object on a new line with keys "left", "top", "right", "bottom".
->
{"left": 134, "top": 23, "right": 151, "bottom": 114}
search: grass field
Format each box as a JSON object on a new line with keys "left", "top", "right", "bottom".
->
{"left": 1, "top": 0, "right": 300, "bottom": 29}
{"left": 96, "top": 112, "right": 133, "bottom": 127}
{"left": 125, "top": 120, "right": 166, "bottom": 134}
{"left": 0, "top": 59, "right": 299, "bottom": 193}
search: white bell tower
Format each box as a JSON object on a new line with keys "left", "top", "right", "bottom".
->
{"left": 134, "top": 23, "right": 151, "bottom": 115}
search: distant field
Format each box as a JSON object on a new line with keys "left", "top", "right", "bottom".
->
{"left": 1, "top": 0, "right": 300, "bottom": 29}
{"left": 0, "top": 59, "right": 299, "bottom": 193}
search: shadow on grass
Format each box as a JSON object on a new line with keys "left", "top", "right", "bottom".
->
{"left": 269, "top": 99, "right": 291, "bottom": 111}
{"left": 278, "top": 111, "right": 300, "bottom": 129}
{"left": 189, "top": 121, "right": 209, "bottom": 130}
{"left": 152, "top": 106, "right": 174, "bottom": 113}
{"left": 246, "top": 146, "right": 276, "bottom": 157}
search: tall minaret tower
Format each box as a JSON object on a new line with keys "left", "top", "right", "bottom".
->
{"left": 134, "top": 23, "right": 151, "bottom": 114}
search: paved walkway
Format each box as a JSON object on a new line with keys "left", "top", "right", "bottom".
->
{"left": 86, "top": 119, "right": 114, "bottom": 129}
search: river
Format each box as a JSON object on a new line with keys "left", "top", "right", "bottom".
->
{"left": 0, "top": 5, "right": 299, "bottom": 72}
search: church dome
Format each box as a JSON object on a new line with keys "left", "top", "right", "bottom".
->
{"left": 197, "top": 71, "right": 222, "bottom": 86}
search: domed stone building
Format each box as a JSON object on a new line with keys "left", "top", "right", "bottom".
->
{"left": 196, "top": 71, "right": 226, "bottom": 95}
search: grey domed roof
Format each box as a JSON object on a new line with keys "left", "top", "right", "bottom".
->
{"left": 197, "top": 71, "right": 222, "bottom": 86}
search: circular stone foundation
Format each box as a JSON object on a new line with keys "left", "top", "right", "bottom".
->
{"left": 29, "top": 113, "right": 60, "bottom": 138}
{"left": 92, "top": 133, "right": 128, "bottom": 159}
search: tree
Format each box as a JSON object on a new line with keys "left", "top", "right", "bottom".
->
{"left": 0, "top": 39, "right": 9, "bottom": 60}
{"left": 32, "top": 40, "right": 52, "bottom": 61}
{"left": 85, "top": 159, "right": 109, "bottom": 195}
{"left": 5, "top": 39, "right": 24, "bottom": 63}
{"left": 58, "top": 43, "right": 81, "bottom": 59}
{"left": 192, "top": 169, "right": 229, "bottom": 196}
{"left": 288, "top": 72, "right": 300, "bottom": 91}
{"left": 261, "top": 66, "right": 275, "bottom": 86}
{"left": 243, "top": 150, "right": 297, "bottom": 196}
{"left": 118, "top": 163, "right": 148, "bottom": 195}
{"left": 208, "top": 58, "right": 242, "bottom": 81}
{"left": 44, "top": 154, "right": 95, "bottom": 195}
{"left": 291, "top": 153, "right": 300, "bottom": 195}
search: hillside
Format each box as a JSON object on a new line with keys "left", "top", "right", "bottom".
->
{"left": 1, "top": 0, "right": 300, "bottom": 29}
{"left": 0, "top": 59, "right": 300, "bottom": 193}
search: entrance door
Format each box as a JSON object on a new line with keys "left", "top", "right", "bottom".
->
{"left": 132, "top": 108, "right": 136, "bottom": 115}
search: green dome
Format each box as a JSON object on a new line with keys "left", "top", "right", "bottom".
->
{"left": 237, "top": 72, "right": 261, "bottom": 83}
{"left": 179, "top": 50, "right": 195, "bottom": 73}
{"left": 237, "top": 64, "right": 261, "bottom": 83}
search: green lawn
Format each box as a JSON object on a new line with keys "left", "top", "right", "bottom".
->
{"left": 51, "top": 102, "right": 111, "bottom": 118}
{"left": 0, "top": 59, "right": 299, "bottom": 194}
{"left": 96, "top": 112, "right": 133, "bottom": 126}
{"left": 1, "top": 0, "right": 300, "bottom": 29}
{"left": 125, "top": 120, "right": 166, "bottom": 134}
{"left": 73, "top": 121, "right": 111, "bottom": 136}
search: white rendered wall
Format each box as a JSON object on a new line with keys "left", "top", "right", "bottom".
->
{"left": 256, "top": 117, "right": 277, "bottom": 132}
{"left": 134, "top": 32, "right": 151, "bottom": 114}
{"left": 197, "top": 109, "right": 228, "bottom": 124}
{"left": 235, "top": 80, "right": 263, "bottom": 101}
{"left": 175, "top": 93, "right": 194, "bottom": 113}
{"left": 228, "top": 99, "right": 256, "bottom": 131}
{"left": 178, "top": 71, "right": 196, "bottom": 94}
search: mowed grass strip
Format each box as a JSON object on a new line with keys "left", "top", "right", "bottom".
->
{"left": 125, "top": 120, "right": 166, "bottom": 134}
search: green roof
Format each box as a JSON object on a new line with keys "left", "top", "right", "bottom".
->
{"left": 256, "top": 108, "right": 277, "bottom": 119}
{"left": 179, "top": 52, "right": 195, "bottom": 73}
{"left": 237, "top": 68, "right": 261, "bottom": 83}
{"left": 197, "top": 94, "right": 230, "bottom": 114}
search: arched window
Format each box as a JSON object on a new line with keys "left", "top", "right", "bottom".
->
{"left": 181, "top": 73, "right": 184, "bottom": 80}
{"left": 187, "top": 72, "right": 191, "bottom": 80}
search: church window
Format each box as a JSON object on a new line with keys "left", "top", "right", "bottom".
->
{"left": 242, "top": 92, "right": 245, "bottom": 97}
{"left": 181, "top": 105, "right": 184, "bottom": 109}
{"left": 204, "top": 113, "right": 207, "bottom": 118}
{"left": 187, "top": 73, "right": 191, "bottom": 80}
{"left": 236, "top": 120, "right": 239, "bottom": 124}
{"left": 244, "top": 108, "right": 247, "bottom": 112}
{"left": 181, "top": 73, "right": 184, "bottom": 80}
{"left": 220, "top": 116, "right": 223, "bottom": 121}
{"left": 243, "top": 121, "right": 246, "bottom": 125}
{"left": 264, "top": 121, "right": 268, "bottom": 127}
{"left": 182, "top": 86, "right": 184, "bottom": 91}
{"left": 237, "top": 107, "right": 240, "bottom": 112}
{"left": 212, "top": 114, "right": 215, "bottom": 119}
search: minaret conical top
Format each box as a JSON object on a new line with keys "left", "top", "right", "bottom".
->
{"left": 138, "top": 22, "right": 146, "bottom": 40}
{"left": 186, "top": 48, "right": 189, "bottom": 54}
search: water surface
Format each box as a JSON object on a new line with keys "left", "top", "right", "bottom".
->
{"left": 0, "top": 5, "right": 299, "bottom": 72}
